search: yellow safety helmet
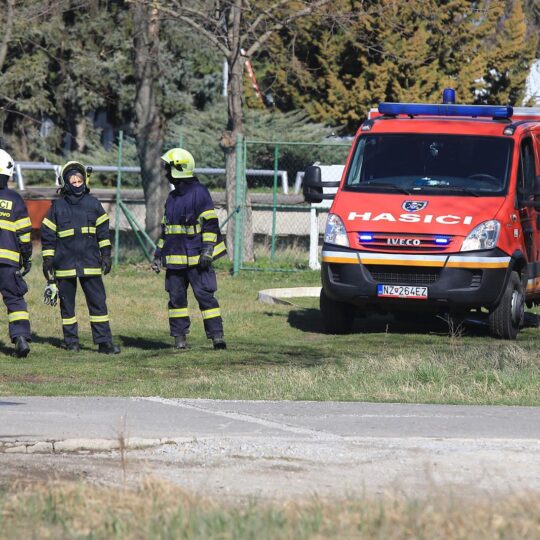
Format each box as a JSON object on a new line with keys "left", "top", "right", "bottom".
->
{"left": 60, "top": 161, "right": 92, "bottom": 186}
{"left": 161, "top": 148, "right": 195, "bottom": 179}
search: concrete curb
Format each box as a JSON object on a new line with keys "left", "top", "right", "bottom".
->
{"left": 257, "top": 287, "right": 321, "bottom": 305}
{"left": 0, "top": 437, "right": 193, "bottom": 454}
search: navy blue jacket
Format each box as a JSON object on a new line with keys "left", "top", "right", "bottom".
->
{"left": 41, "top": 192, "right": 111, "bottom": 278}
{"left": 154, "top": 178, "right": 225, "bottom": 269}
{"left": 0, "top": 187, "right": 32, "bottom": 267}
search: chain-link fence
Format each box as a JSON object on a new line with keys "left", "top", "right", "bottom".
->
{"left": 236, "top": 140, "right": 351, "bottom": 272}
{"left": 20, "top": 132, "right": 352, "bottom": 271}
{"left": 111, "top": 132, "right": 231, "bottom": 264}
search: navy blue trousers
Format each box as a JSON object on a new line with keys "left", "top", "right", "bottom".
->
{"left": 0, "top": 265, "right": 31, "bottom": 342}
{"left": 165, "top": 267, "right": 223, "bottom": 338}
{"left": 58, "top": 276, "right": 112, "bottom": 345}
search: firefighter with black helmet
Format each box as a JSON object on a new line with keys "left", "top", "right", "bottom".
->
{"left": 152, "top": 148, "right": 227, "bottom": 350}
{"left": 40, "top": 161, "right": 120, "bottom": 354}
{"left": 0, "top": 149, "right": 32, "bottom": 357}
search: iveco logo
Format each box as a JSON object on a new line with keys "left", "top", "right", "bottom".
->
{"left": 402, "top": 200, "right": 428, "bottom": 212}
{"left": 387, "top": 238, "right": 421, "bottom": 246}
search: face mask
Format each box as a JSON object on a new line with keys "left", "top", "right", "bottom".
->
{"left": 65, "top": 180, "right": 86, "bottom": 197}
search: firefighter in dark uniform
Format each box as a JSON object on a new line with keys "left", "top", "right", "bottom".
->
{"left": 41, "top": 161, "right": 120, "bottom": 354}
{"left": 0, "top": 149, "right": 32, "bottom": 358}
{"left": 152, "top": 148, "right": 227, "bottom": 350}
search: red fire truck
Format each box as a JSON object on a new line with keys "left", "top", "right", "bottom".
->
{"left": 304, "top": 92, "right": 540, "bottom": 339}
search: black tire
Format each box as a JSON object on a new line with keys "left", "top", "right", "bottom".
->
{"left": 320, "top": 290, "right": 354, "bottom": 334}
{"left": 488, "top": 271, "right": 524, "bottom": 340}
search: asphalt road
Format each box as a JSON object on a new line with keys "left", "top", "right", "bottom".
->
{"left": 1, "top": 398, "right": 539, "bottom": 499}
{"left": 2, "top": 397, "right": 540, "bottom": 441}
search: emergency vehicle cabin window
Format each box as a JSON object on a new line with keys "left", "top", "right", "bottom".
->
{"left": 517, "top": 137, "right": 535, "bottom": 196}
{"left": 345, "top": 134, "right": 512, "bottom": 196}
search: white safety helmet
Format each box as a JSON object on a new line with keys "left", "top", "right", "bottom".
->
{"left": 0, "top": 149, "right": 14, "bottom": 178}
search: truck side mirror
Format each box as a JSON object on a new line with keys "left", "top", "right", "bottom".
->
{"left": 302, "top": 165, "right": 340, "bottom": 203}
{"left": 303, "top": 166, "right": 324, "bottom": 203}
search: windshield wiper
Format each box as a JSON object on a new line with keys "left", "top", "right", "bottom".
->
{"left": 413, "top": 185, "right": 480, "bottom": 197}
{"left": 350, "top": 182, "right": 411, "bottom": 195}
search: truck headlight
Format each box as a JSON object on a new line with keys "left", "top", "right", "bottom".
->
{"left": 461, "top": 220, "right": 500, "bottom": 251}
{"left": 324, "top": 213, "right": 349, "bottom": 247}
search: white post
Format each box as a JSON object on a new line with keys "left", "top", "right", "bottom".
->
{"left": 15, "top": 164, "right": 24, "bottom": 191}
{"left": 309, "top": 206, "right": 320, "bottom": 270}
{"left": 280, "top": 171, "right": 288, "bottom": 195}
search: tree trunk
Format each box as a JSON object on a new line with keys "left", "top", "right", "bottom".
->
{"left": 132, "top": 1, "right": 167, "bottom": 241}
{"left": 222, "top": 0, "right": 254, "bottom": 263}
{"left": 75, "top": 118, "right": 86, "bottom": 152}
{"left": 0, "top": 0, "right": 14, "bottom": 73}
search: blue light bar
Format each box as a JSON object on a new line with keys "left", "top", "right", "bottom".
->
{"left": 359, "top": 233, "right": 374, "bottom": 242}
{"left": 434, "top": 237, "right": 450, "bottom": 245}
{"left": 378, "top": 102, "right": 513, "bottom": 119}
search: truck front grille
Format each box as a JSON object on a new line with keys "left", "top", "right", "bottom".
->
{"left": 366, "top": 265, "right": 440, "bottom": 285}
{"left": 358, "top": 232, "right": 456, "bottom": 252}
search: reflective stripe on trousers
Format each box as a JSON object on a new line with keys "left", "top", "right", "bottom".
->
{"left": 165, "top": 267, "right": 223, "bottom": 338}
{"left": 0, "top": 265, "right": 31, "bottom": 341}
{"left": 57, "top": 276, "right": 112, "bottom": 345}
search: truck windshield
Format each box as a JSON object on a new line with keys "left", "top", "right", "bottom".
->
{"left": 345, "top": 134, "right": 512, "bottom": 196}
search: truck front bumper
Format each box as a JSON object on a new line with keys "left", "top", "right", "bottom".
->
{"left": 321, "top": 245, "right": 512, "bottom": 312}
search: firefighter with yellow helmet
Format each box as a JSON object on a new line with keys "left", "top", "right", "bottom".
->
{"left": 152, "top": 148, "right": 227, "bottom": 349}
{"left": 40, "top": 161, "right": 120, "bottom": 354}
{"left": 0, "top": 148, "right": 32, "bottom": 357}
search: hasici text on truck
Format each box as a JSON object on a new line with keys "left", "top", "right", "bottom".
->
{"left": 304, "top": 90, "right": 540, "bottom": 339}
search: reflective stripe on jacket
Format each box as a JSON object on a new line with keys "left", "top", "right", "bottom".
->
{"left": 0, "top": 188, "right": 32, "bottom": 267}
{"left": 154, "top": 178, "right": 226, "bottom": 269}
{"left": 41, "top": 193, "right": 111, "bottom": 277}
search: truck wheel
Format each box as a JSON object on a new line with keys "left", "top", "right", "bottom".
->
{"left": 488, "top": 271, "right": 524, "bottom": 340}
{"left": 320, "top": 290, "right": 354, "bottom": 334}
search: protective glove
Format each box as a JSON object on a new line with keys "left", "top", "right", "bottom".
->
{"left": 43, "top": 280, "right": 58, "bottom": 307}
{"left": 151, "top": 256, "right": 162, "bottom": 273}
{"left": 21, "top": 257, "right": 32, "bottom": 277}
{"left": 199, "top": 244, "right": 213, "bottom": 269}
{"left": 101, "top": 253, "right": 112, "bottom": 275}
{"left": 42, "top": 257, "right": 54, "bottom": 280}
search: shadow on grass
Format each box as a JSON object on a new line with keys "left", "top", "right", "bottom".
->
{"left": 0, "top": 341, "right": 13, "bottom": 357}
{"left": 118, "top": 335, "right": 172, "bottom": 351}
{"left": 287, "top": 308, "right": 493, "bottom": 337}
{"left": 219, "top": 344, "right": 326, "bottom": 368}
{"left": 31, "top": 334, "right": 66, "bottom": 348}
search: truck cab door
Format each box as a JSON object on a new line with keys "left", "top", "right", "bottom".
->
{"left": 517, "top": 136, "right": 540, "bottom": 293}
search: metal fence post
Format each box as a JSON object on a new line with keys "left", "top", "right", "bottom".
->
{"left": 233, "top": 134, "right": 244, "bottom": 276}
{"left": 114, "top": 130, "right": 123, "bottom": 268}
{"left": 271, "top": 143, "right": 279, "bottom": 260}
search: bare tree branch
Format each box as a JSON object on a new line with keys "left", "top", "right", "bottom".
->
{"left": 153, "top": 1, "right": 230, "bottom": 56}
{"left": 245, "top": 0, "right": 331, "bottom": 57}
{"left": 248, "top": 0, "right": 290, "bottom": 36}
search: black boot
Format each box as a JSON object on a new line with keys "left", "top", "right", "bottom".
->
{"left": 65, "top": 342, "right": 80, "bottom": 352}
{"left": 14, "top": 336, "right": 30, "bottom": 358}
{"left": 212, "top": 335, "right": 227, "bottom": 350}
{"left": 98, "top": 342, "right": 121, "bottom": 354}
{"left": 174, "top": 335, "right": 187, "bottom": 350}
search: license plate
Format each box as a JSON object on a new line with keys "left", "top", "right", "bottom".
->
{"left": 377, "top": 284, "right": 428, "bottom": 299}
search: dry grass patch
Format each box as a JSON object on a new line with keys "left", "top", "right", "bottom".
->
{"left": 0, "top": 480, "right": 539, "bottom": 539}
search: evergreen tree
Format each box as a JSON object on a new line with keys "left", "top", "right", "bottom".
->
{"left": 259, "top": 0, "right": 536, "bottom": 132}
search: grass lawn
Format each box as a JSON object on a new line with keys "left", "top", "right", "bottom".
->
{"left": 0, "top": 259, "right": 539, "bottom": 404}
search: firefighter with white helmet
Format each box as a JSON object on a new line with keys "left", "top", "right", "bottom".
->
{"left": 152, "top": 148, "right": 227, "bottom": 349}
{"left": 40, "top": 161, "right": 120, "bottom": 354}
{"left": 0, "top": 149, "right": 32, "bottom": 357}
